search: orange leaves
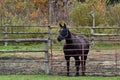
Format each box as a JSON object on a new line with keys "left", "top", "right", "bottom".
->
{"left": 5, "top": 12, "right": 12, "bottom": 18}
{"left": 29, "top": 11, "right": 39, "bottom": 20}
{"left": 15, "top": 2, "right": 25, "bottom": 10}
{"left": 30, "top": 0, "right": 48, "bottom": 17}
{"left": 93, "top": 0, "right": 106, "bottom": 13}
{"left": 43, "top": 17, "right": 48, "bottom": 24}
{"left": 30, "top": 0, "right": 48, "bottom": 9}
{"left": 15, "top": 1, "right": 26, "bottom": 14}
{"left": 31, "top": 0, "right": 47, "bottom": 4}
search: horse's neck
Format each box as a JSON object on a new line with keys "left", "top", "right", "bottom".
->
{"left": 65, "top": 32, "right": 74, "bottom": 44}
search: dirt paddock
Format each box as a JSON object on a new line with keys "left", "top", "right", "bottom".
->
{"left": 50, "top": 49, "right": 120, "bottom": 76}
{"left": 0, "top": 50, "right": 119, "bottom": 76}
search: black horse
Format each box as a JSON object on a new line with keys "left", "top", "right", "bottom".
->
{"left": 57, "top": 23, "right": 89, "bottom": 76}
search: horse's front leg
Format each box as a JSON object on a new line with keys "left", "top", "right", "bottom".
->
{"left": 65, "top": 56, "right": 70, "bottom": 76}
{"left": 74, "top": 56, "right": 80, "bottom": 76}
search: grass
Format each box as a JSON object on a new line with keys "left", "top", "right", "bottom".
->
{"left": 0, "top": 44, "right": 45, "bottom": 51}
{"left": 0, "top": 44, "right": 45, "bottom": 58}
{"left": 0, "top": 43, "right": 119, "bottom": 57}
{"left": 0, "top": 41, "right": 119, "bottom": 51}
{"left": 0, "top": 75, "right": 119, "bottom": 80}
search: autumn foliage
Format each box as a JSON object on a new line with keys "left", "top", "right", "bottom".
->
{"left": 0, "top": 0, "right": 49, "bottom": 25}
{"left": 0, "top": 0, "right": 120, "bottom": 26}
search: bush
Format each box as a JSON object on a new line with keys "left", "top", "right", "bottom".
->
{"left": 69, "top": 1, "right": 120, "bottom": 26}
{"left": 69, "top": 2, "right": 92, "bottom": 26}
{"left": 107, "top": 4, "right": 120, "bottom": 26}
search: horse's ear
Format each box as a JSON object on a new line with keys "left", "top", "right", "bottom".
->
{"left": 64, "top": 23, "right": 66, "bottom": 27}
{"left": 59, "top": 23, "right": 63, "bottom": 28}
{"left": 64, "top": 23, "right": 67, "bottom": 29}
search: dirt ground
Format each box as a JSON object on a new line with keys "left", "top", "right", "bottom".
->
{"left": 0, "top": 50, "right": 119, "bottom": 76}
{"left": 0, "top": 52, "right": 45, "bottom": 74}
{"left": 50, "top": 49, "right": 120, "bottom": 76}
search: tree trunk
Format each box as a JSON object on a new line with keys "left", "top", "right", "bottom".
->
{"left": 78, "top": 0, "right": 86, "bottom": 3}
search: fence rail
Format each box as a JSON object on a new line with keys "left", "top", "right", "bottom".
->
{"left": 0, "top": 38, "right": 48, "bottom": 42}
{"left": 0, "top": 50, "right": 47, "bottom": 53}
{"left": 0, "top": 25, "right": 50, "bottom": 74}
{"left": 0, "top": 32, "right": 49, "bottom": 34}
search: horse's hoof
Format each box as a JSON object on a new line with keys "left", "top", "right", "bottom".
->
{"left": 75, "top": 73, "right": 79, "bottom": 76}
{"left": 67, "top": 73, "right": 69, "bottom": 76}
{"left": 82, "top": 74, "right": 86, "bottom": 76}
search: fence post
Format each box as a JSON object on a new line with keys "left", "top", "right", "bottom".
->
{"left": 4, "top": 26, "right": 8, "bottom": 46}
{"left": 45, "top": 41, "right": 49, "bottom": 74}
{"left": 90, "top": 11, "right": 95, "bottom": 46}
{"left": 44, "top": 26, "right": 51, "bottom": 74}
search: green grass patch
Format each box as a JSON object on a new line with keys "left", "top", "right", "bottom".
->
{"left": 0, "top": 75, "right": 119, "bottom": 80}
{"left": 0, "top": 44, "right": 45, "bottom": 51}
{"left": 91, "top": 44, "right": 120, "bottom": 49}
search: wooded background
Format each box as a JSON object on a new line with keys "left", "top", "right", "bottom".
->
{"left": 0, "top": 0, "right": 120, "bottom": 26}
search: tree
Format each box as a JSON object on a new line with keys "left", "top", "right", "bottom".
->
{"left": 78, "top": 0, "right": 86, "bottom": 3}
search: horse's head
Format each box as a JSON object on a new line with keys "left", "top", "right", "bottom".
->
{"left": 57, "top": 23, "right": 69, "bottom": 42}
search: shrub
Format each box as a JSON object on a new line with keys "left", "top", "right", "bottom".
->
{"left": 69, "top": 2, "right": 92, "bottom": 26}
{"left": 69, "top": 1, "right": 120, "bottom": 26}
{"left": 107, "top": 4, "right": 120, "bottom": 26}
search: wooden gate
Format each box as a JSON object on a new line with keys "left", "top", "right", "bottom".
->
{"left": 0, "top": 26, "right": 50, "bottom": 74}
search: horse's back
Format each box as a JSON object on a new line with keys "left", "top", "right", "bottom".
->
{"left": 77, "top": 35, "right": 89, "bottom": 47}
{"left": 75, "top": 34, "right": 89, "bottom": 51}
{"left": 63, "top": 34, "right": 89, "bottom": 56}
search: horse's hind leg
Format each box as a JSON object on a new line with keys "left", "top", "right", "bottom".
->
{"left": 65, "top": 56, "right": 70, "bottom": 76}
{"left": 81, "top": 56, "right": 87, "bottom": 76}
{"left": 74, "top": 56, "right": 80, "bottom": 76}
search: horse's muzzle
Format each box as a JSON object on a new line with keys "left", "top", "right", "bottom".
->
{"left": 57, "top": 37, "right": 61, "bottom": 42}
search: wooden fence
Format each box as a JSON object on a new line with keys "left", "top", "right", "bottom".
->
{"left": 91, "top": 27, "right": 120, "bottom": 46}
{"left": 0, "top": 26, "right": 120, "bottom": 75}
{"left": 0, "top": 25, "right": 51, "bottom": 74}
